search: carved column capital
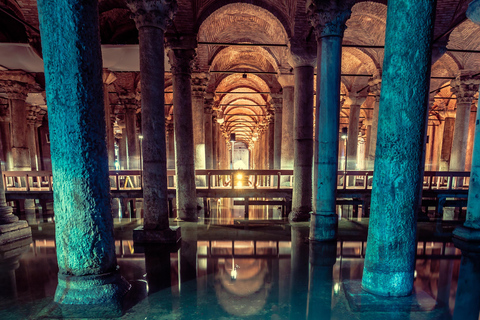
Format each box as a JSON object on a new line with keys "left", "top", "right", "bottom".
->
{"left": 270, "top": 93, "right": 283, "bottom": 111}
{"left": 126, "top": 0, "right": 177, "bottom": 30}
{"left": 307, "top": 0, "right": 354, "bottom": 39}
{"left": 191, "top": 73, "right": 209, "bottom": 98}
{"left": 450, "top": 72, "right": 480, "bottom": 105}
{"left": 167, "top": 48, "right": 196, "bottom": 76}
{"left": 368, "top": 77, "right": 382, "bottom": 102}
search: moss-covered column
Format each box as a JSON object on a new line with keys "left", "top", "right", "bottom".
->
{"left": 308, "top": 0, "right": 353, "bottom": 240}
{"left": 449, "top": 73, "right": 479, "bottom": 172}
{"left": 37, "top": 0, "right": 130, "bottom": 309}
{"left": 361, "top": 0, "right": 436, "bottom": 296}
{"left": 289, "top": 52, "right": 316, "bottom": 222}
{"left": 127, "top": 0, "right": 180, "bottom": 242}
{"left": 167, "top": 38, "right": 198, "bottom": 221}
{"left": 272, "top": 94, "right": 283, "bottom": 169}
{"left": 366, "top": 77, "right": 381, "bottom": 170}
{"left": 453, "top": 0, "right": 480, "bottom": 239}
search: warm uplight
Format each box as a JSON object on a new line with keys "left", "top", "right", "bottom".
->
{"left": 236, "top": 173, "right": 243, "bottom": 180}
{"left": 236, "top": 181, "right": 243, "bottom": 187}
{"left": 341, "top": 127, "right": 348, "bottom": 140}
{"left": 138, "top": 134, "right": 144, "bottom": 140}
{"left": 230, "top": 268, "right": 237, "bottom": 280}
{"left": 334, "top": 283, "right": 340, "bottom": 295}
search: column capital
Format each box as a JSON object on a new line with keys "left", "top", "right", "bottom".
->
{"left": 0, "top": 71, "right": 37, "bottom": 101}
{"left": 167, "top": 48, "right": 196, "bottom": 76}
{"left": 345, "top": 95, "right": 366, "bottom": 107}
{"left": 26, "top": 105, "right": 41, "bottom": 126}
{"left": 277, "top": 74, "right": 295, "bottom": 88}
{"left": 288, "top": 38, "right": 316, "bottom": 68}
{"left": 368, "top": 77, "right": 382, "bottom": 100}
{"left": 307, "top": 0, "right": 354, "bottom": 39}
{"left": 191, "top": 72, "right": 209, "bottom": 98}
{"left": 467, "top": 0, "right": 480, "bottom": 25}
{"left": 126, "top": 0, "right": 177, "bottom": 30}
{"left": 270, "top": 93, "right": 283, "bottom": 110}
{"left": 450, "top": 71, "right": 480, "bottom": 105}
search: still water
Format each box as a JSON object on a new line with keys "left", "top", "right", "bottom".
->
{"left": 0, "top": 203, "right": 478, "bottom": 319}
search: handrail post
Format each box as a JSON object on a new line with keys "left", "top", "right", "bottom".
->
{"left": 254, "top": 174, "right": 257, "bottom": 189}
{"left": 231, "top": 173, "right": 234, "bottom": 189}
{"left": 207, "top": 172, "right": 211, "bottom": 190}
{"left": 277, "top": 172, "right": 281, "bottom": 190}
{"left": 25, "top": 174, "right": 30, "bottom": 192}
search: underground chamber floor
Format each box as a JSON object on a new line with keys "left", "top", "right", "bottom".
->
{"left": 0, "top": 219, "right": 476, "bottom": 320}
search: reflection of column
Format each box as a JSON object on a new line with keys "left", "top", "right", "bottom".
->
{"left": 290, "top": 53, "right": 315, "bottom": 222}
{"left": 367, "top": 77, "right": 381, "bottom": 170}
{"left": 37, "top": 0, "right": 129, "bottom": 308}
{"left": 307, "top": 241, "right": 336, "bottom": 320}
{"left": 362, "top": 0, "right": 435, "bottom": 297}
{"left": 452, "top": 244, "right": 480, "bottom": 320}
{"left": 204, "top": 93, "right": 214, "bottom": 170}
{"left": 167, "top": 43, "right": 198, "bottom": 221}
{"left": 127, "top": 0, "right": 180, "bottom": 241}
{"left": 309, "top": 1, "right": 352, "bottom": 241}
{"left": 144, "top": 245, "right": 172, "bottom": 295}
{"left": 272, "top": 94, "right": 283, "bottom": 169}
{"left": 449, "top": 72, "right": 479, "bottom": 172}
{"left": 289, "top": 226, "right": 309, "bottom": 319}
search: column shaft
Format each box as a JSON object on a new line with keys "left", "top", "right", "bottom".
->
{"left": 10, "top": 98, "right": 30, "bottom": 171}
{"left": 450, "top": 102, "right": 471, "bottom": 171}
{"left": 362, "top": 0, "right": 435, "bottom": 296}
{"left": 37, "top": 0, "right": 128, "bottom": 307}
{"left": 367, "top": 97, "right": 380, "bottom": 169}
{"left": 274, "top": 107, "right": 282, "bottom": 169}
{"left": 281, "top": 86, "right": 294, "bottom": 169}
{"left": 138, "top": 27, "right": 169, "bottom": 228}
{"left": 125, "top": 106, "right": 140, "bottom": 169}
{"left": 291, "top": 66, "right": 314, "bottom": 221}
{"left": 193, "top": 93, "right": 205, "bottom": 170}
{"left": 268, "top": 121, "right": 275, "bottom": 169}
{"left": 311, "top": 35, "right": 343, "bottom": 240}
{"left": 346, "top": 104, "right": 360, "bottom": 170}
{"left": 0, "top": 120, "right": 13, "bottom": 170}
{"left": 205, "top": 110, "right": 213, "bottom": 169}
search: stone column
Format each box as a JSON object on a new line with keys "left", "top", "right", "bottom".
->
{"left": 346, "top": 96, "right": 366, "bottom": 172}
{"left": 453, "top": 0, "right": 480, "bottom": 239}
{"left": 289, "top": 53, "right": 316, "bottom": 222}
{"left": 167, "top": 38, "right": 198, "bottom": 221}
{"left": 362, "top": 0, "right": 436, "bottom": 296}
{"left": 279, "top": 79, "right": 295, "bottom": 170}
{"left": 367, "top": 77, "right": 381, "bottom": 170}
{"left": 308, "top": 0, "right": 353, "bottom": 240}
{"left": 449, "top": 72, "right": 479, "bottom": 172}
{"left": 121, "top": 97, "right": 140, "bottom": 170}
{"left": 0, "top": 106, "right": 13, "bottom": 171}
{"left": 37, "top": 0, "right": 129, "bottom": 309}
{"left": 440, "top": 116, "right": 455, "bottom": 170}
{"left": 127, "top": 0, "right": 180, "bottom": 241}
{"left": 166, "top": 121, "right": 175, "bottom": 170}
{"left": 118, "top": 126, "right": 127, "bottom": 170}
{"left": 204, "top": 93, "right": 214, "bottom": 170}
{"left": 192, "top": 73, "right": 209, "bottom": 172}
{"left": 103, "top": 70, "right": 117, "bottom": 170}
{"left": 466, "top": 105, "right": 477, "bottom": 171}
{"left": 26, "top": 106, "right": 40, "bottom": 170}
{"left": 0, "top": 72, "right": 36, "bottom": 172}
{"left": 268, "top": 112, "right": 275, "bottom": 169}
{"left": 272, "top": 94, "right": 283, "bottom": 169}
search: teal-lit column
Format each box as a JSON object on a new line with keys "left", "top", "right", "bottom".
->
{"left": 167, "top": 38, "right": 198, "bottom": 221}
{"left": 272, "top": 94, "right": 283, "bottom": 169}
{"left": 290, "top": 54, "right": 316, "bottom": 222}
{"left": 309, "top": 1, "right": 352, "bottom": 240}
{"left": 362, "top": 0, "right": 436, "bottom": 296}
{"left": 37, "top": 0, "right": 129, "bottom": 309}
{"left": 453, "top": 0, "right": 480, "bottom": 238}
{"left": 127, "top": 0, "right": 180, "bottom": 242}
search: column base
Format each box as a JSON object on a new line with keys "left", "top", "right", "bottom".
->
{"left": 47, "top": 270, "right": 130, "bottom": 318}
{"left": 309, "top": 213, "right": 338, "bottom": 241}
{"left": 0, "top": 220, "right": 31, "bottom": 245}
{"left": 362, "top": 269, "right": 414, "bottom": 297}
{"left": 288, "top": 209, "right": 311, "bottom": 222}
{"left": 133, "top": 226, "right": 181, "bottom": 244}
{"left": 453, "top": 226, "right": 480, "bottom": 252}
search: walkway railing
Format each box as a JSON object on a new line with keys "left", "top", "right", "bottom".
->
{"left": 2, "top": 169, "right": 470, "bottom": 192}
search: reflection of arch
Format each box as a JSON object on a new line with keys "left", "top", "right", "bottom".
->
{"left": 214, "top": 246, "right": 271, "bottom": 316}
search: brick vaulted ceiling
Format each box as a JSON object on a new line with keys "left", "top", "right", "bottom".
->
{"left": 0, "top": 0, "right": 479, "bottom": 144}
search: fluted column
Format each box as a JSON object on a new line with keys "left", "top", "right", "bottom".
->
{"left": 362, "top": 0, "right": 436, "bottom": 296}
{"left": 289, "top": 51, "right": 316, "bottom": 222}
{"left": 308, "top": 0, "right": 353, "bottom": 240}
{"left": 272, "top": 94, "right": 283, "bottom": 169}
{"left": 127, "top": 0, "right": 180, "bottom": 241}
{"left": 37, "top": 0, "right": 129, "bottom": 309}
{"left": 449, "top": 72, "right": 479, "bottom": 172}
{"left": 167, "top": 38, "right": 198, "bottom": 221}
{"left": 367, "top": 77, "right": 381, "bottom": 170}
